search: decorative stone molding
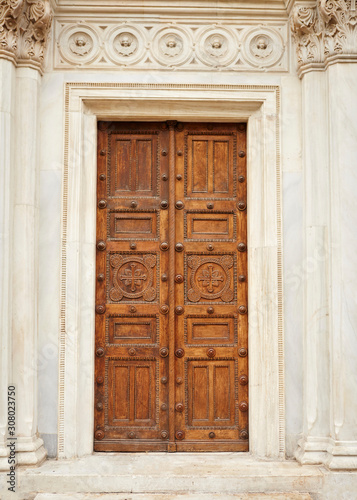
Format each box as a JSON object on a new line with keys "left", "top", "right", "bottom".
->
{"left": 54, "top": 20, "right": 288, "bottom": 72}
{"left": 58, "top": 82, "right": 284, "bottom": 460}
{"left": 0, "top": 0, "right": 52, "bottom": 73}
{"left": 291, "top": 0, "right": 357, "bottom": 76}
{"left": 0, "top": 0, "right": 24, "bottom": 61}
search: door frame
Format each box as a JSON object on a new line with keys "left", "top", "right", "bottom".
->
{"left": 58, "top": 82, "right": 284, "bottom": 460}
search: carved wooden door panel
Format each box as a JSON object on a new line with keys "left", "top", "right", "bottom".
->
{"left": 95, "top": 122, "right": 170, "bottom": 451}
{"left": 173, "top": 123, "right": 248, "bottom": 451}
{"left": 95, "top": 121, "right": 248, "bottom": 452}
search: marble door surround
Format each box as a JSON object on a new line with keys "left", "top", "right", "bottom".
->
{"left": 58, "top": 83, "right": 284, "bottom": 460}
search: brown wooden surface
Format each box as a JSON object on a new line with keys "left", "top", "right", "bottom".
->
{"left": 95, "top": 121, "right": 248, "bottom": 452}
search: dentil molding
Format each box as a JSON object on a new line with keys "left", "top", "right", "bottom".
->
{"left": 0, "top": 0, "right": 53, "bottom": 73}
{"left": 291, "top": 0, "right": 357, "bottom": 76}
{"left": 54, "top": 20, "right": 288, "bottom": 72}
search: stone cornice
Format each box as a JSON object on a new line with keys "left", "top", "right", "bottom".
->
{"left": 291, "top": 0, "right": 357, "bottom": 76}
{"left": 49, "top": 0, "right": 289, "bottom": 20}
{"left": 0, "top": 0, "right": 53, "bottom": 73}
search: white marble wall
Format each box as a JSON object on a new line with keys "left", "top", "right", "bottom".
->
{"left": 37, "top": 73, "right": 65, "bottom": 456}
{"left": 281, "top": 76, "right": 303, "bottom": 457}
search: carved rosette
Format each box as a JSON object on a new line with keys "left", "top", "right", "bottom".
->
{"left": 0, "top": 0, "right": 52, "bottom": 73}
{"left": 58, "top": 24, "right": 100, "bottom": 66}
{"left": 105, "top": 25, "right": 145, "bottom": 65}
{"left": 243, "top": 27, "right": 284, "bottom": 68}
{"left": 109, "top": 254, "right": 157, "bottom": 302}
{"left": 187, "top": 255, "right": 234, "bottom": 303}
{"left": 291, "top": 0, "right": 357, "bottom": 75}
{"left": 151, "top": 26, "right": 193, "bottom": 66}
{"left": 196, "top": 27, "right": 237, "bottom": 67}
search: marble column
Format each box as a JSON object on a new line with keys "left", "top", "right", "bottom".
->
{"left": 0, "top": 0, "right": 53, "bottom": 468}
{"left": 11, "top": 67, "right": 47, "bottom": 466}
{"left": 291, "top": 0, "right": 357, "bottom": 469}
{"left": 325, "top": 62, "right": 357, "bottom": 469}
{"left": 294, "top": 69, "right": 331, "bottom": 466}
{"left": 0, "top": 58, "right": 16, "bottom": 471}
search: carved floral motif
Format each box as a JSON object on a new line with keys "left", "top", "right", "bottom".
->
{"left": 291, "top": 0, "right": 357, "bottom": 73}
{"left": 187, "top": 255, "right": 234, "bottom": 303}
{"left": 109, "top": 254, "right": 157, "bottom": 302}
{"left": 0, "top": 0, "right": 52, "bottom": 72}
{"left": 0, "top": 0, "right": 24, "bottom": 56}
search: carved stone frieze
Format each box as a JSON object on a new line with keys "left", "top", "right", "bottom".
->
{"left": 55, "top": 20, "right": 288, "bottom": 72}
{"left": 291, "top": 0, "right": 357, "bottom": 75}
{"left": 0, "top": 0, "right": 52, "bottom": 72}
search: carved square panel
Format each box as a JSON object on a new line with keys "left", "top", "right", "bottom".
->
{"left": 185, "top": 358, "right": 237, "bottom": 428}
{"left": 185, "top": 315, "right": 237, "bottom": 346}
{"left": 185, "top": 133, "right": 236, "bottom": 199}
{"left": 108, "top": 132, "right": 159, "bottom": 198}
{"left": 106, "top": 358, "right": 158, "bottom": 428}
{"left": 106, "top": 315, "right": 159, "bottom": 346}
{"left": 107, "top": 252, "right": 159, "bottom": 303}
{"left": 184, "top": 211, "right": 236, "bottom": 241}
{"left": 108, "top": 210, "right": 159, "bottom": 240}
{"left": 184, "top": 254, "right": 236, "bottom": 304}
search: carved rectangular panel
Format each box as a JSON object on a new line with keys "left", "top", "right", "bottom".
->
{"left": 107, "top": 315, "right": 158, "bottom": 345}
{"left": 107, "top": 359, "right": 157, "bottom": 428}
{"left": 109, "top": 132, "right": 158, "bottom": 197}
{"left": 185, "top": 134, "right": 235, "bottom": 199}
{"left": 108, "top": 211, "right": 159, "bottom": 240}
{"left": 186, "top": 359, "right": 236, "bottom": 428}
{"left": 185, "top": 315, "right": 236, "bottom": 346}
{"left": 184, "top": 211, "right": 235, "bottom": 241}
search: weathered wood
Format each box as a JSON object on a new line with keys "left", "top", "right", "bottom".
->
{"left": 94, "top": 121, "right": 248, "bottom": 452}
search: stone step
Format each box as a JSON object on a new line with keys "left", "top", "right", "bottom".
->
{"left": 34, "top": 494, "right": 313, "bottom": 500}
{"left": 16, "top": 454, "right": 322, "bottom": 499}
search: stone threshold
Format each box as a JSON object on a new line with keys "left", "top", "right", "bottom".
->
{"left": 13, "top": 453, "right": 324, "bottom": 499}
{"left": 33, "top": 494, "right": 313, "bottom": 500}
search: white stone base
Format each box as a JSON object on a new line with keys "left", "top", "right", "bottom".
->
{"left": 295, "top": 437, "right": 357, "bottom": 470}
{"left": 16, "top": 436, "right": 47, "bottom": 467}
{"left": 0, "top": 444, "right": 9, "bottom": 471}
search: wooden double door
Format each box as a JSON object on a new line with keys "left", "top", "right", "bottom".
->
{"left": 94, "top": 121, "right": 248, "bottom": 452}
